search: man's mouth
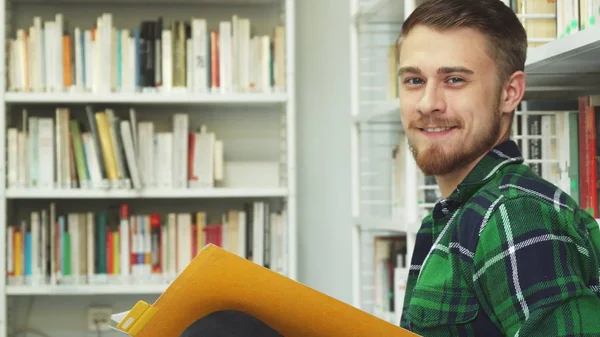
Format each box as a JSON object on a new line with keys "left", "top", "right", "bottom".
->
{"left": 418, "top": 126, "right": 457, "bottom": 133}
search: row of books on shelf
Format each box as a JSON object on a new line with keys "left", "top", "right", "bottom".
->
{"left": 372, "top": 235, "right": 407, "bottom": 325}
{"left": 7, "top": 107, "right": 281, "bottom": 191}
{"left": 7, "top": 201, "right": 289, "bottom": 287}
{"left": 8, "top": 13, "right": 286, "bottom": 95}
{"left": 509, "top": 0, "right": 600, "bottom": 45}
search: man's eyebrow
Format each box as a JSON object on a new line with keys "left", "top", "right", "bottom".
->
{"left": 397, "top": 66, "right": 475, "bottom": 76}
{"left": 437, "top": 66, "right": 474, "bottom": 75}
{"left": 398, "top": 66, "right": 421, "bottom": 76}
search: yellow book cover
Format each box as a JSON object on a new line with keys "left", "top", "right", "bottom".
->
{"left": 112, "top": 244, "right": 419, "bottom": 337}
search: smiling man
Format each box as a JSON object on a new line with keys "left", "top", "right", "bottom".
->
{"left": 396, "top": 0, "right": 600, "bottom": 336}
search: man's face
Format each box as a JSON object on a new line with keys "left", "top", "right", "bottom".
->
{"left": 398, "top": 25, "right": 504, "bottom": 176}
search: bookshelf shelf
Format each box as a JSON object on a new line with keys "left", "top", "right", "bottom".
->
{"left": 5, "top": 187, "right": 289, "bottom": 199}
{"left": 353, "top": 99, "right": 401, "bottom": 124}
{"left": 6, "top": 284, "right": 168, "bottom": 296}
{"left": 12, "top": 0, "right": 277, "bottom": 4}
{"left": 525, "top": 24, "right": 600, "bottom": 98}
{"left": 5, "top": 92, "right": 288, "bottom": 105}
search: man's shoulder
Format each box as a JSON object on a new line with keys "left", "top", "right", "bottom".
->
{"left": 456, "top": 163, "right": 594, "bottom": 255}
{"left": 487, "top": 163, "right": 582, "bottom": 216}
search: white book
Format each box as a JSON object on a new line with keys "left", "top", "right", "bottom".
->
{"left": 191, "top": 125, "right": 215, "bottom": 188}
{"left": 27, "top": 27, "right": 36, "bottom": 92}
{"left": 7, "top": 128, "right": 18, "bottom": 188}
{"left": 16, "top": 30, "right": 27, "bottom": 91}
{"left": 75, "top": 27, "right": 83, "bottom": 91}
{"left": 44, "top": 21, "right": 55, "bottom": 91}
{"left": 38, "top": 118, "right": 54, "bottom": 189}
{"left": 162, "top": 30, "right": 172, "bottom": 91}
{"left": 127, "top": 36, "right": 135, "bottom": 92}
{"left": 17, "top": 131, "right": 28, "bottom": 188}
{"left": 192, "top": 19, "right": 207, "bottom": 93}
{"left": 55, "top": 13, "right": 64, "bottom": 91}
{"left": 239, "top": 19, "right": 250, "bottom": 93}
{"left": 31, "top": 212, "right": 40, "bottom": 283}
{"left": 186, "top": 38, "right": 193, "bottom": 90}
{"left": 34, "top": 17, "right": 44, "bottom": 92}
{"left": 172, "top": 114, "right": 189, "bottom": 188}
{"left": 84, "top": 30, "right": 93, "bottom": 91}
{"left": 69, "top": 213, "right": 79, "bottom": 284}
{"left": 219, "top": 22, "right": 232, "bottom": 93}
{"left": 249, "top": 37, "right": 259, "bottom": 92}
{"left": 40, "top": 210, "right": 48, "bottom": 283}
{"left": 82, "top": 133, "right": 102, "bottom": 188}
{"left": 138, "top": 122, "right": 154, "bottom": 188}
{"left": 86, "top": 212, "right": 95, "bottom": 283}
{"left": 93, "top": 17, "right": 103, "bottom": 93}
{"left": 120, "top": 121, "right": 142, "bottom": 189}
{"left": 253, "top": 202, "right": 264, "bottom": 266}
{"left": 222, "top": 214, "right": 229, "bottom": 251}
{"left": 237, "top": 211, "right": 246, "bottom": 258}
{"left": 120, "top": 210, "right": 130, "bottom": 284}
{"left": 103, "top": 13, "right": 113, "bottom": 93}
{"left": 29, "top": 117, "right": 39, "bottom": 188}
{"left": 176, "top": 213, "right": 192, "bottom": 274}
{"left": 232, "top": 15, "right": 239, "bottom": 92}
{"left": 158, "top": 132, "right": 173, "bottom": 189}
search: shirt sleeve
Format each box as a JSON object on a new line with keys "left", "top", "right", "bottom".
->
{"left": 472, "top": 195, "right": 600, "bottom": 337}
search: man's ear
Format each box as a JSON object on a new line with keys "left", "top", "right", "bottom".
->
{"left": 500, "top": 71, "right": 526, "bottom": 114}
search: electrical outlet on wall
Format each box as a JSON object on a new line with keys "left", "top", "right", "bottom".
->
{"left": 87, "top": 307, "right": 113, "bottom": 332}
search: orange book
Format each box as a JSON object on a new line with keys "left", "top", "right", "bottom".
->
{"left": 111, "top": 244, "right": 419, "bottom": 337}
{"left": 63, "top": 35, "right": 72, "bottom": 88}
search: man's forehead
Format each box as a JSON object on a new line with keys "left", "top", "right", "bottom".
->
{"left": 398, "top": 26, "right": 493, "bottom": 72}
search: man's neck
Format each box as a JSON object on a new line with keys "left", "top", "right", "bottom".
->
{"left": 435, "top": 153, "right": 486, "bottom": 198}
{"left": 435, "top": 134, "right": 510, "bottom": 199}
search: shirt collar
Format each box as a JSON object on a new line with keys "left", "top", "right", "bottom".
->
{"left": 432, "top": 139, "right": 524, "bottom": 219}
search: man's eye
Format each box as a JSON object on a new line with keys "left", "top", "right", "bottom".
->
{"left": 447, "top": 77, "right": 464, "bottom": 84}
{"left": 404, "top": 78, "right": 423, "bottom": 85}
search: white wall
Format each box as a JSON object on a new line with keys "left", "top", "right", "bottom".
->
{"left": 295, "top": 0, "right": 353, "bottom": 304}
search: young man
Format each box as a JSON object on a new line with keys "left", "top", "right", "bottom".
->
{"left": 396, "top": 0, "right": 600, "bottom": 336}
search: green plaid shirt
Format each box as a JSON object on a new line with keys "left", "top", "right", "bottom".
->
{"left": 400, "top": 140, "right": 600, "bottom": 336}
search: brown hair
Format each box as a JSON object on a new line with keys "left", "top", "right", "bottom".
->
{"left": 397, "top": 0, "right": 527, "bottom": 85}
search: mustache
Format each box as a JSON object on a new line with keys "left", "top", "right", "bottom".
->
{"left": 408, "top": 117, "right": 462, "bottom": 129}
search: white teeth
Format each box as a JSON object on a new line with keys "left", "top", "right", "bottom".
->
{"left": 424, "top": 127, "right": 451, "bottom": 133}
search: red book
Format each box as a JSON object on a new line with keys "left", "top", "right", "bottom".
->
{"left": 578, "top": 96, "right": 598, "bottom": 217}
{"left": 107, "top": 231, "right": 114, "bottom": 275}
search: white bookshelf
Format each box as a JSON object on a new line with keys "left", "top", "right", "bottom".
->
{"left": 5, "top": 92, "right": 288, "bottom": 104}
{"left": 5, "top": 187, "right": 289, "bottom": 199}
{"left": 6, "top": 284, "right": 168, "bottom": 296}
{"left": 0, "top": 0, "right": 296, "bottom": 336}
{"left": 349, "top": 0, "right": 600, "bottom": 326}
